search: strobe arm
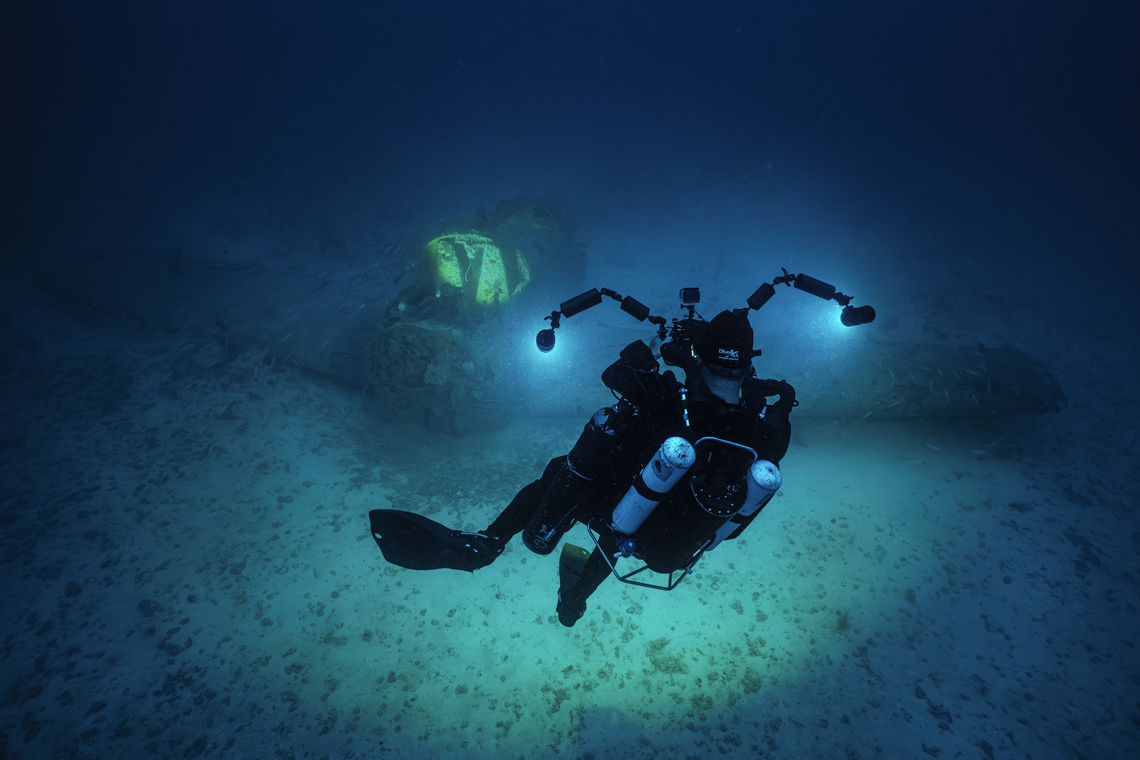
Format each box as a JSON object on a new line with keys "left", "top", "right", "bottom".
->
{"left": 537, "top": 287, "right": 667, "bottom": 353}
{"left": 746, "top": 268, "right": 876, "bottom": 327}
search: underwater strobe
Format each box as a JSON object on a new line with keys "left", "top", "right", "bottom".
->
{"left": 536, "top": 288, "right": 666, "bottom": 353}
{"left": 535, "top": 268, "right": 874, "bottom": 353}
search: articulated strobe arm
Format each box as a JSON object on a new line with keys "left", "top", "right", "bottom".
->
{"left": 747, "top": 268, "right": 876, "bottom": 326}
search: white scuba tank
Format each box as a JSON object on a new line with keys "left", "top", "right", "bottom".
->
{"left": 705, "top": 459, "right": 782, "bottom": 551}
{"left": 611, "top": 436, "right": 696, "bottom": 534}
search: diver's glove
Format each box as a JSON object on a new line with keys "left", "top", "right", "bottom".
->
{"left": 762, "top": 404, "right": 787, "bottom": 427}
{"left": 753, "top": 379, "right": 795, "bottom": 429}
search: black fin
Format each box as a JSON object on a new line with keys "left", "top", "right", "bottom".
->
{"left": 558, "top": 543, "right": 591, "bottom": 593}
{"left": 369, "top": 509, "right": 485, "bottom": 572}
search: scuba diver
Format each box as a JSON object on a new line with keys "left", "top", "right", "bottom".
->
{"left": 370, "top": 274, "right": 874, "bottom": 627}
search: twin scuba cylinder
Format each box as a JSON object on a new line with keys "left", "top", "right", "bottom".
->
{"left": 609, "top": 436, "right": 782, "bottom": 573}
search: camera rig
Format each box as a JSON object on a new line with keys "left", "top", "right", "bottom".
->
{"left": 535, "top": 268, "right": 876, "bottom": 354}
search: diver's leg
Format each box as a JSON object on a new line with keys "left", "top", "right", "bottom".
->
{"left": 519, "top": 404, "right": 636, "bottom": 555}
{"left": 485, "top": 456, "right": 564, "bottom": 540}
{"left": 521, "top": 460, "right": 595, "bottom": 555}
{"left": 459, "top": 456, "right": 566, "bottom": 570}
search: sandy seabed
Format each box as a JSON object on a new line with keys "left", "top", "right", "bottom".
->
{"left": 2, "top": 291, "right": 1137, "bottom": 760}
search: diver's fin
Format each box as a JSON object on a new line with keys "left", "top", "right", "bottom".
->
{"left": 558, "top": 543, "right": 591, "bottom": 593}
{"left": 369, "top": 509, "right": 502, "bottom": 572}
{"left": 557, "top": 543, "right": 593, "bottom": 627}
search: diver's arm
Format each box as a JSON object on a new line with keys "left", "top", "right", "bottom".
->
{"left": 742, "top": 377, "right": 793, "bottom": 460}
{"left": 601, "top": 340, "right": 677, "bottom": 406}
{"left": 749, "top": 378, "right": 795, "bottom": 433}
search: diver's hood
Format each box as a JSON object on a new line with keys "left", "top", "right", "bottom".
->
{"left": 695, "top": 310, "right": 755, "bottom": 369}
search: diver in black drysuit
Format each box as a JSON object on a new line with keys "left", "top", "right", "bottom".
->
{"left": 369, "top": 309, "right": 794, "bottom": 627}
